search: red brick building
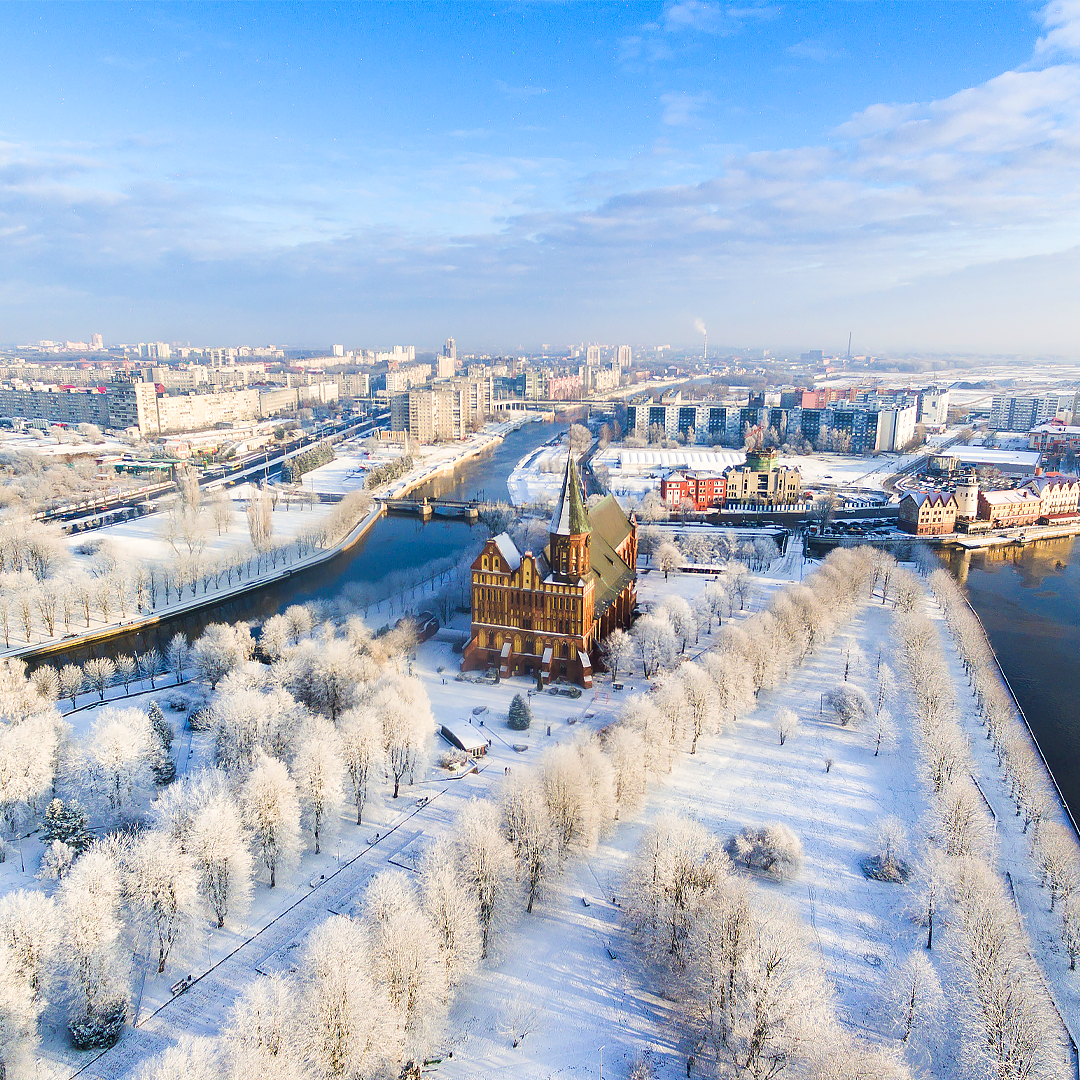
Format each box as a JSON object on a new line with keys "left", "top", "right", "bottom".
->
{"left": 462, "top": 453, "right": 637, "bottom": 688}
{"left": 898, "top": 491, "right": 958, "bottom": 535}
{"left": 977, "top": 488, "right": 1042, "bottom": 527}
{"left": 659, "top": 470, "right": 727, "bottom": 511}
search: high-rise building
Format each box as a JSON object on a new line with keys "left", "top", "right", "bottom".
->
{"left": 91, "top": 333, "right": 104, "bottom": 350}
{"left": 586, "top": 345, "right": 601, "bottom": 366}
{"left": 443, "top": 337, "right": 456, "bottom": 361}
{"left": 437, "top": 355, "right": 455, "bottom": 379}
{"left": 617, "top": 345, "right": 632, "bottom": 368}
{"left": 332, "top": 344, "right": 344, "bottom": 357}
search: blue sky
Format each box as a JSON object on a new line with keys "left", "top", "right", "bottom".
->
{"left": 2, "top": 1, "right": 1080, "bottom": 354}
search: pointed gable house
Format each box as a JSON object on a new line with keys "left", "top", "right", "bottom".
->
{"left": 463, "top": 449, "right": 637, "bottom": 688}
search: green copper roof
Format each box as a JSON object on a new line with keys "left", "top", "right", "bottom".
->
{"left": 549, "top": 450, "right": 591, "bottom": 536}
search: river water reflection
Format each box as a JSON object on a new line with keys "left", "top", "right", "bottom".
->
{"left": 37, "top": 420, "right": 560, "bottom": 668}
{"left": 942, "top": 536, "right": 1080, "bottom": 817}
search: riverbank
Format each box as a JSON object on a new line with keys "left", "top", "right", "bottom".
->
{"left": 8, "top": 415, "right": 549, "bottom": 665}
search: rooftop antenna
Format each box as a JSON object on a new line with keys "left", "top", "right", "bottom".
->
{"left": 846, "top": 332, "right": 852, "bottom": 362}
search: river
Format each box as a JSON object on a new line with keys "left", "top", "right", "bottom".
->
{"left": 34, "top": 420, "right": 561, "bottom": 669}
{"left": 944, "top": 537, "right": 1080, "bottom": 818}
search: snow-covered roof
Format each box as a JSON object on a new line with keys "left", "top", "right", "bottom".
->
{"left": 902, "top": 491, "right": 955, "bottom": 508}
{"left": 492, "top": 531, "right": 522, "bottom": 572}
{"left": 440, "top": 720, "right": 487, "bottom": 755}
{"left": 979, "top": 488, "right": 1041, "bottom": 506}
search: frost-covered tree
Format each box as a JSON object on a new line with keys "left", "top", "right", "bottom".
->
{"left": 625, "top": 813, "right": 728, "bottom": 965}
{"left": 0, "top": 711, "right": 57, "bottom": 837}
{"left": 192, "top": 624, "right": 253, "bottom": 690}
{"left": 158, "top": 771, "right": 253, "bottom": 929}
{"left": 58, "top": 843, "right": 129, "bottom": 1047}
{"left": 363, "top": 871, "right": 446, "bottom": 1051}
{"left": 0, "top": 889, "right": 58, "bottom": 1003}
{"left": 419, "top": 844, "right": 481, "bottom": 984}
{"left": 772, "top": 707, "right": 799, "bottom": 746}
{"left": 225, "top": 972, "right": 302, "bottom": 1078}
{"left": 138, "top": 648, "right": 164, "bottom": 689}
{"left": 168, "top": 634, "right": 190, "bottom": 683}
{"left": 114, "top": 654, "right": 137, "bottom": 694}
{"left": 655, "top": 541, "right": 681, "bottom": 579}
{"left": 297, "top": 915, "right": 398, "bottom": 1080}
{"left": 241, "top": 751, "right": 302, "bottom": 888}
{"left": 0, "top": 939, "right": 37, "bottom": 1080}
{"left": 702, "top": 650, "right": 755, "bottom": 727}
{"left": 83, "top": 656, "right": 116, "bottom": 700}
{"left": 599, "top": 628, "right": 634, "bottom": 682}
{"left": 604, "top": 724, "right": 646, "bottom": 819}
{"left": 282, "top": 637, "right": 372, "bottom": 722}
{"left": 501, "top": 773, "right": 556, "bottom": 913}
{"left": 452, "top": 800, "right": 516, "bottom": 959}
{"left": 132, "top": 1035, "right": 222, "bottom": 1080}
{"left": 293, "top": 717, "right": 345, "bottom": 855}
{"left": 683, "top": 893, "right": 833, "bottom": 1080}
{"left": 212, "top": 683, "right": 302, "bottom": 774}
{"left": 633, "top": 613, "right": 678, "bottom": 678}
{"left": 887, "top": 952, "right": 943, "bottom": 1042}
{"left": 59, "top": 663, "right": 84, "bottom": 708}
{"left": 377, "top": 678, "right": 433, "bottom": 799}
{"left": 823, "top": 684, "right": 872, "bottom": 727}
{"left": 123, "top": 832, "right": 199, "bottom": 974}
{"left": 79, "top": 706, "right": 154, "bottom": 816}
{"left": 680, "top": 664, "right": 717, "bottom": 754}
{"left": 337, "top": 707, "right": 382, "bottom": 826}
{"left": 660, "top": 596, "right": 695, "bottom": 653}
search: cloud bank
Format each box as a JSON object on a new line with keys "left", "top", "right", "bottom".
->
{"left": 2, "top": 3, "right": 1080, "bottom": 352}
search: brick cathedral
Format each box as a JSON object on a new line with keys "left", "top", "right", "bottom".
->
{"left": 461, "top": 450, "right": 638, "bottom": 687}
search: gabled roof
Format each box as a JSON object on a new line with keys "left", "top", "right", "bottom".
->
{"left": 492, "top": 532, "right": 522, "bottom": 572}
{"left": 902, "top": 491, "right": 956, "bottom": 509}
{"left": 549, "top": 450, "right": 591, "bottom": 536}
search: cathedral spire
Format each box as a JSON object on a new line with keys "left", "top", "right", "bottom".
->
{"left": 549, "top": 449, "right": 590, "bottom": 537}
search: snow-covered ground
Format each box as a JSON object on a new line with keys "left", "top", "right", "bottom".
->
{"left": 24, "top": 542, "right": 1079, "bottom": 1079}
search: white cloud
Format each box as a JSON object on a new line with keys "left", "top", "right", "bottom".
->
{"left": 660, "top": 91, "right": 713, "bottom": 126}
{"left": 4, "top": 9, "right": 1080, "bottom": 352}
{"left": 1036, "top": 0, "right": 1080, "bottom": 54}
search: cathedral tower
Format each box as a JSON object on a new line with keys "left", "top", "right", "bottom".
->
{"left": 549, "top": 450, "right": 591, "bottom": 581}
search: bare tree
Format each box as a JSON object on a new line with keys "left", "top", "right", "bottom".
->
{"left": 772, "top": 707, "right": 799, "bottom": 746}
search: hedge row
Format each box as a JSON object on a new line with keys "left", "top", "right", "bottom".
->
{"left": 281, "top": 440, "right": 334, "bottom": 483}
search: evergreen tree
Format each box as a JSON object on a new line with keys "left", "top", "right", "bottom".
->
{"left": 148, "top": 701, "right": 176, "bottom": 784}
{"left": 41, "top": 798, "right": 91, "bottom": 853}
{"left": 508, "top": 694, "right": 532, "bottom": 731}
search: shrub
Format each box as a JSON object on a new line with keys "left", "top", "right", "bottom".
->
{"left": 823, "top": 684, "right": 873, "bottom": 727}
{"left": 508, "top": 693, "right": 532, "bottom": 731}
{"left": 726, "top": 823, "right": 803, "bottom": 880}
{"left": 69, "top": 1000, "right": 126, "bottom": 1050}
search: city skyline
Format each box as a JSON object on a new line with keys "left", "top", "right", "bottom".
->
{"left": 3, "top": 2, "right": 1080, "bottom": 353}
